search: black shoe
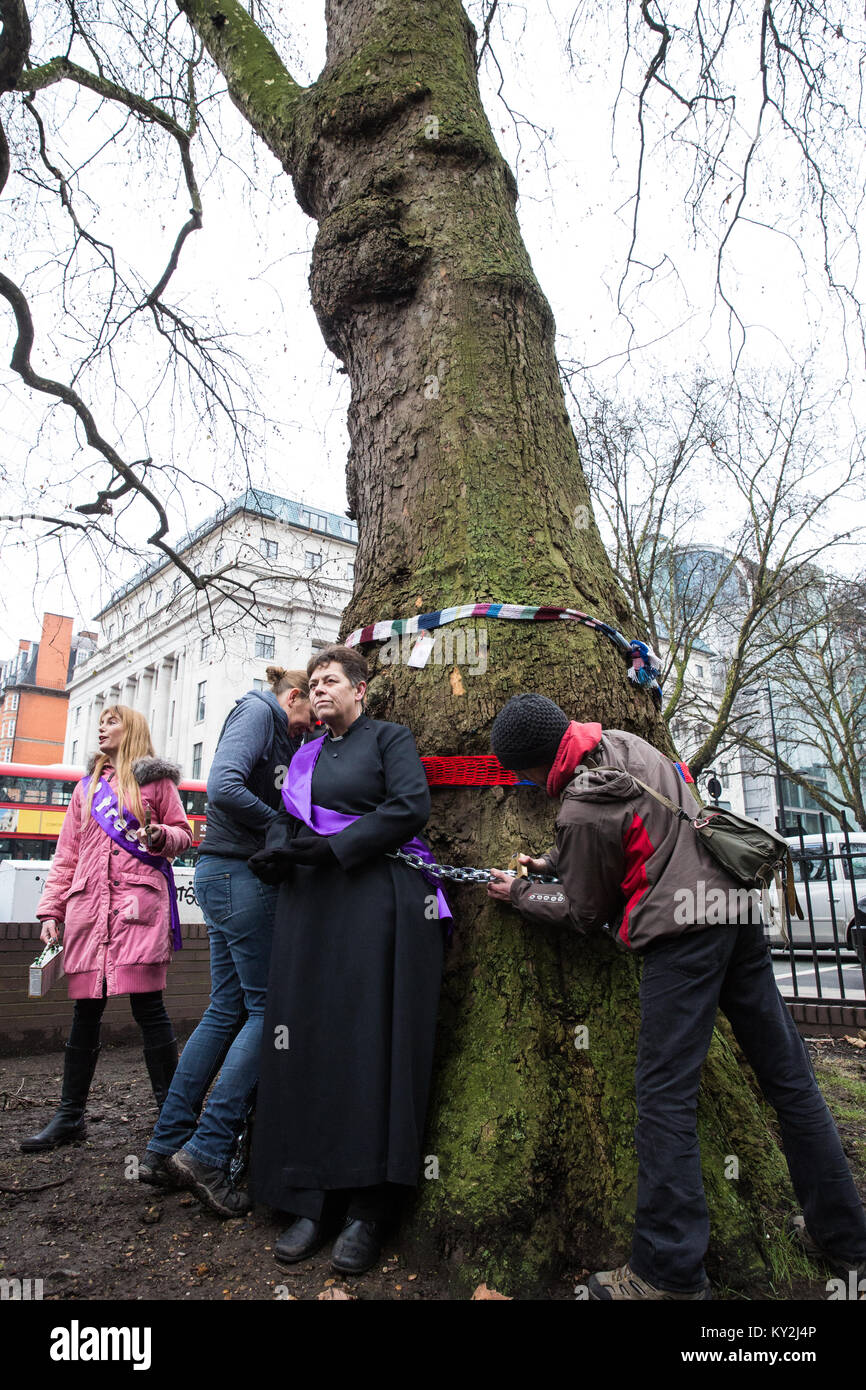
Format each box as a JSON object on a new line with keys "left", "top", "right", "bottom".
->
{"left": 330, "top": 1218, "right": 385, "bottom": 1275}
{"left": 19, "top": 1045, "right": 100, "bottom": 1153}
{"left": 137, "top": 1151, "right": 181, "bottom": 1189}
{"left": 167, "top": 1149, "right": 251, "bottom": 1218}
{"left": 274, "top": 1217, "right": 327, "bottom": 1265}
{"left": 143, "top": 1039, "right": 178, "bottom": 1111}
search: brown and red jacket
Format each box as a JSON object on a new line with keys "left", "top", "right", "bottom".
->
{"left": 509, "top": 724, "right": 755, "bottom": 952}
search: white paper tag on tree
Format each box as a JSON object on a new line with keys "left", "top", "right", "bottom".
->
{"left": 408, "top": 632, "right": 436, "bottom": 667}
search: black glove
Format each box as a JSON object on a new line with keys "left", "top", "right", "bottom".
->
{"left": 285, "top": 834, "right": 336, "bottom": 866}
{"left": 247, "top": 849, "right": 296, "bottom": 885}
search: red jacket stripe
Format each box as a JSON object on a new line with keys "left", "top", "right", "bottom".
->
{"left": 619, "top": 812, "right": 655, "bottom": 947}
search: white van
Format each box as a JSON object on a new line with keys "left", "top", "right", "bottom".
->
{"left": 783, "top": 834, "right": 866, "bottom": 946}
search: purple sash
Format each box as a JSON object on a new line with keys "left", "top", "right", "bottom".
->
{"left": 282, "top": 735, "right": 452, "bottom": 922}
{"left": 83, "top": 776, "right": 183, "bottom": 952}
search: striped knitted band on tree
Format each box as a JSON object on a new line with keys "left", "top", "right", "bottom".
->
{"left": 343, "top": 601, "right": 664, "bottom": 707}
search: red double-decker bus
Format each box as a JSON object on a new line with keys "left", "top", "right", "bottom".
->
{"left": 0, "top": 763, "right": 206, "bottom": 866}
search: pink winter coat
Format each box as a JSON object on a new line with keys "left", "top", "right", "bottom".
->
{"left": 36, "top": 757, "right": 193, "bottom": 999}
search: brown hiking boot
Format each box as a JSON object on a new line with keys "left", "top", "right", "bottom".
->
{"left": 588, "top": 1262, "right": 711, "bottom": 1300}
{"left": 789, "top": 1214, "right": 866, "bottom": 1283}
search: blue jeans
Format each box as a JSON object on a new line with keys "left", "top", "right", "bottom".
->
{"left": 147, "top": 856, "right": 277, "bottom": 1171}
{"left": 631, "top": 919, "right": 866, "bottom": 1291}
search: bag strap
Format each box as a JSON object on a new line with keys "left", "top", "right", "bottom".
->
{"left": 586, "top": 763, "right": 699, "bottom": 823}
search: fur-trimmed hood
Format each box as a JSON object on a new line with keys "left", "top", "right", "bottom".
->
{"left": 86, "top": 753, "right": 181, "bottom": 785}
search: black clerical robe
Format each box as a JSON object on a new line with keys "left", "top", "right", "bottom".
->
{"left": 249, "top": 715, "right": 444, "bottom": 1205}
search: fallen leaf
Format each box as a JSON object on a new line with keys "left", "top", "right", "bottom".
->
{"left": 844, "top": 1034, "right": 866, "bottom": 1048}
{"left": 471, "top": 1283, "right": 512, "bottom": 1300}
{"left": 317, "top": 1287, "right": 354, "bottom": 1300}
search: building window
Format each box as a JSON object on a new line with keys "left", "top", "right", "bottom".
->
{"left": 214, "top": 544, "right": 224, "bottom": 567}
{"left": 299, "top": 508, "right": 329, "bottom": 533}
{"left": 253, "top": 678, "right": 265, "bottom": 692}
{"left": 138, "top": 600, "right": 146, "bottom": 618}
{"left": 74, "top": 706, "right": 81, "bottom": 726}
{"left": 200, "top": 636, "right": 211, "bottom": 662}
{"left": 341, "top": 519, "right": 358, "bottom": 541}
{"left": 345, "top": 561, "right": 355, "bottom": 581}
{"left": 71, "top": 740, "right": 78, "bottom": 763}
{"left": 153, "top": 589, "right": 163, "bottom": 608}
{"left": 255, "top": 632, "right": 275, "bottom": 660}
{"left": 172, "top": 577, "right": 182, "bottom": 597}
{"left": 196, "top": 681, "right": 206, "bottom": 723}
{"left": 259, "top": 538, "right": 279, "bottom": 561}
{"left": 696, "top": 664, "right": 704, "bottom": 678}
{"left": 169, "top": 700, "right": 175, "bottom": 737}
{"left": 106, "top": 623, "right": 115, "bottom": 640}
{"left": 305, "top": 551, "right": 322, "bottom": 570}
{"left": 9, "top": 693, "right": 18, "bottom": 711}
{"left": 1, "top": 747, "right": 11, "bottom": 763}
{"left": 192, "top": 743, "right": 203, "bottom": 779}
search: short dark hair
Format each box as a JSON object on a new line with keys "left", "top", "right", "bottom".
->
{"left": 306, "top": 644, "right": 369, "bottom": 688}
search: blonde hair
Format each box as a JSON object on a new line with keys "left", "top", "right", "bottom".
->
{"left": 265, "top": 666, "right": 310, "bottom": 698}
{"left": 85, "top": 705, "right": 155, "bottom": 824}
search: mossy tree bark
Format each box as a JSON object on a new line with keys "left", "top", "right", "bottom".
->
{"left": 181, "top": 0, "right": 793, "bottom": 1291}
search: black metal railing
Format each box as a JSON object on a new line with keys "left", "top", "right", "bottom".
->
{"left": 770, "top": 812, "right": 866, "bottom": 1004}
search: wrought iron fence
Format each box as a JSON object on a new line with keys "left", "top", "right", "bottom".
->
{"left": 770, "top": 813, "right": 866, "bottom": 1004}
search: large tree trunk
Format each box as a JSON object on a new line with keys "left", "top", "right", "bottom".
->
{"left": 183, "top": 0, "right": 793, "bottom": 1292}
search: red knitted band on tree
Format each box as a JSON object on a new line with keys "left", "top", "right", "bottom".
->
{"left": 419, "top": 755, "right": 526, "bottom": 786}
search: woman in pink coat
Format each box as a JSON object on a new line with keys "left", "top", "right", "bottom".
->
{"left": 20, "top": 705, "right": 193, "bottom": 1153}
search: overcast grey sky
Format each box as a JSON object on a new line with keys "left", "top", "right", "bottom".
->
{"left": 2, "top": 1, "right": 864, "bottom": 647}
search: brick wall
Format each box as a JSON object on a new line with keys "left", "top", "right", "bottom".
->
{"left": 787, "top": 999, "right": 866, "bottom": 1037}
{"left": 0, "top": 921, "right": 213, "bottom": 1052}
{"left": 12, "top": 688, "right": 71, "bottom": 765}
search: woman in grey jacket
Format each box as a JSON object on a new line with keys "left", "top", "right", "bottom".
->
{"left": 138, "top": 666, "right": 314, "bottom": 1216}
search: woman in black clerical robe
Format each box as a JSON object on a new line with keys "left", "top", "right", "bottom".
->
{"left": 247, "top": 644, "right": 445, "bottom": 1275}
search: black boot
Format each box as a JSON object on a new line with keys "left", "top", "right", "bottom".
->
{"left": 20, "top": 1045, "right": 100, "bottom": 1152}
{"left": 143, "top": 1038, "right": 178, "bottom": 1111}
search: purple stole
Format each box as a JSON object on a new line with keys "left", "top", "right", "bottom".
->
{"left": 281, "top": 734, "right": 452, "bottom": 922}
{"left": 83, "top": 776, "right": 183, "bottom": 952}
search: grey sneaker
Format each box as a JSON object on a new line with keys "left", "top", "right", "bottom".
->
{"left": 588, "top": 1262, "right": 711, "bottom": 1300}
{"left": 137, "top": 1151, "right": 180, "bottom": 1189}
{"left": 167, "top": 1149, "right": 251, "bottom": 1218}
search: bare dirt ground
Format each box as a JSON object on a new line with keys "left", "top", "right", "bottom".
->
{"left": 1, "top": 1035, "right": 864, "bottom": 1303}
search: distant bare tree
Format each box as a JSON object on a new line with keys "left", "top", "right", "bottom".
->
{"left": 572, "top": 369, "right": 865, "bottom": 779}
{"left": 738, "top": 575, "right": 866, "bottom": 830}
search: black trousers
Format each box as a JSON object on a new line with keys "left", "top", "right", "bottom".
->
{"left": 631, "top": 919, "right": 866, "bottom": 1291}
{"left": 68, "top": 988, "right": 174, "bottom": 1051}
{"left": 282, "top": 1183, "right": 403, "bottom": 1224}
